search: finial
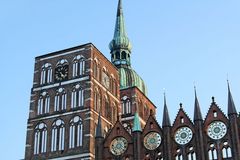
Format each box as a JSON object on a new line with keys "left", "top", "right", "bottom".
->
{"left": 212, "top": 96, "right": 215, "bottom": 103}
{"left": 180, "top": 103, "right": 183, "bottom": 109}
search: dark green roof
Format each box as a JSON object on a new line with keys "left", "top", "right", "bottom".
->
{"left": 119, "top": 67, "right": 147, "bottom": 95}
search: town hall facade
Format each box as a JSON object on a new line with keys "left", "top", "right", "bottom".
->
{"left": 24, "top": 0, "right": 240, "bottom": 159}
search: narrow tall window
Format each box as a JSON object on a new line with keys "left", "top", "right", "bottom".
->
{"left": 73, "top": 56, "right": 86, "bottom": 77}
{"left": 93, "top": 61, "right": 98, "bottom": 78}
{"left": 40, "top": 63, "right": 52, "bottom": 85}
{"left": 105, "top": 98, "right": 111, "bottom": 120}
{"left": 34, "top": 123, "right": 47, "bottom": 155}
{"left": 54, "top": 88, "right": 67, "bottom": 112}
{"left": 71, "top": 84, "right": 84, "bottom": 108}
{"left": 51, "top": 119, "right": 65, "bottom": 152}
{"left": 121, "top": 96, "right": 131, "bottom": 115}
{"left": 187, "top": 152, "right": 196, "bottom": 160}
{"left": 208, "top": 149, "right": 217, "bottom": 160}
{"left": 69, "top": 116, "right": 83, "bottom": 149}
{"left": 222, "top": 147, "right": 232, "bottom": 158}
{"left": 37, "top": 91, "right": 50, "bottom": 115}
{"left": 94, "top": 90, "right": 101, "bottom": 111}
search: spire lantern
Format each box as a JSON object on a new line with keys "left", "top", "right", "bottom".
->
{"left": 109, "top": 0, "right": 132, "bottom": 67}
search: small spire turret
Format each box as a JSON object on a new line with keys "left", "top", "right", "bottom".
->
{"left": 96, "top": 113, "right": 103, "bottom": 138}
{"left": 133, "top": 112, "right": 142, "bottom": 132}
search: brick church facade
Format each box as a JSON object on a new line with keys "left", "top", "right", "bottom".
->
{"left": 24, "top": 0, "right": 240, "bottom": 159}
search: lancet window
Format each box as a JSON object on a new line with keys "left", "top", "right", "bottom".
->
{"left": 34, "top": 123, "right": 47, "bottom": 155}
{"left": 121, "top": 96, "right": 131, "bottom": 115}
{"left": 94, "top": 88, "right": 101, "bottom": 111}
{"left": 69, "top": 116, "right": 83, "bottom": 149}
{"left": 51, "top": 119, "right": 65, "bottom": 152}
{"left": 40, "top": 63, "right": 52, "bottom": 85}
{"left": 54, "top": 88, "right": 67, "bottom": 112}
{"left": 71, "top": 84, "right": 84, "bottom": 108}
{"left": 37, "top": 91, "right": 50, "bottom": 115}
{"left": 222, "top": 142, "right": 232, "bottom": 158}
{"left": 72, "top": 55, "right": 86, "bottom": 77}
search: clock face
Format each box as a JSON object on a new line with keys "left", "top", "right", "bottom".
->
{"left": 175, "top": 127, "right": 193, "bottom": 145}
{"left": 207, "top": 121, "right": 227, "bottom": 140}
{"left": 144, "top": 132, "right": 161, "bottom": 150}
{"left": 110, "top": 137, "right": 128, "bottom": 156}
{"left": 55, "top": 65, "right": 68, "bottom": 81}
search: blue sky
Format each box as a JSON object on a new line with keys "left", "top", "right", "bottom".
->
{"left": 1, "top": 0, "right": 240, "bottom": 159}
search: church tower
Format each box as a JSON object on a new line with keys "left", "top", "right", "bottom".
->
{"left": 24, "top": 43, "right": 120, "bottom": 160}
{"left": 109, "top": 0, "right": 156, "bottom": 131}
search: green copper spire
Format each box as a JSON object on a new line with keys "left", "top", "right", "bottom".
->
{"left": 132, "top": 112, "right": 142, "bottom": 132}
{"left": 109, "top": 0, "right": 132, "bottom": 67}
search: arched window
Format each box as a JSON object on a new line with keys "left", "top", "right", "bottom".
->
{"left": 73, "top": 55, "right": 86, "bottom": 77}
{"left": 40, "top": 63, "right": 52, "bottom": 85}
{"left": 156, "top": 152, "right": 163, "bottom": 160}
{"left": 105, "top": 97, "right": 111, "bottom": 120}
{"left": 175, "top": 149, "right": 182, "bottom": 160}
{"left": 93, "top": 59, "right": 100, "bottom": 81}
{"left": 51, "top": 119, "right": 65, "bottom": 152}
{"left": 37, "top": 91, "right": 50, "bottom": 115}
{"left": 175, "top": 155, "right": 183, "bottom": 160}
{"left": 121, "top": 96, "right": 131, "bottom": 115}
{"left": 208, "top": 149, "right": 217, "bottom": 160}
{"left": 54, "top": 88, "right": 67, "bottom": 112}
{"left": 71, "top": 84, "right": 84, "bottom": 108}
{"left": 34, "top": 123, "right": 47, "bottom": 155}
{"left": 122, "top": 51, "right": 126, "bottom": 59}
{"left": 112, "top": 79, "right": 117, "bottom": 96}
{"left": 69, "top": 116, "right": 83, "bottom": 149}
{"left": 94, "top": 89, "right": 101, "bottom": 111}
{"left": 222, "top": 141, "right": 232, "bottom": 158}
{"left": 187, "top": 151, "right": 196, "bottom": 160}
{"left": 116, "top": 52, "right": 120, "bottom": 59}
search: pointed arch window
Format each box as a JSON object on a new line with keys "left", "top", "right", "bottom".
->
{"left": 37, "top": 91, "right": 50, "bottom": 115}
{"left": 121, "top": 96, "right": 131, "bottom": 115}
{"left": 222, "top": 141, "right": 232, "bottom": 158}
{"left": 94, "top": 89, "right": 101, "bottom": 111}
{"left": 69, "top": 116, "right": 83, "bottom": 149}
{"left": 40, "top": 63, "right": 52, "bottom": 85}
{"left": 175, "top": 155, "right": 183, "bottom": 160}
{"left": 71, "top": 84, "right": 84, "bottom": 109}
{"left": 105, "top": 97, "right": 111, "bottom": 120}
{"left": 51, "top": 119, "right": 65, "bottom": 152}
{"left": 93, "top": 59, "right": 100, "bottom": 81}
{"left": 54, "top": 88, "right": 67, "bottom": 112}
{"left": 187, "top": 150, "right": 196, "bottom": 160}
{"left": 73, "top": 55, "right": 86, "bottom": 77}
{"left": 208, "top": 143, "right": 217, "bottom": 160}
{"left": 175, "top": 149, "right": 183, "bottom": 160}
{"left": 34, "top": 123, "right": 47, "bottom": 155}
